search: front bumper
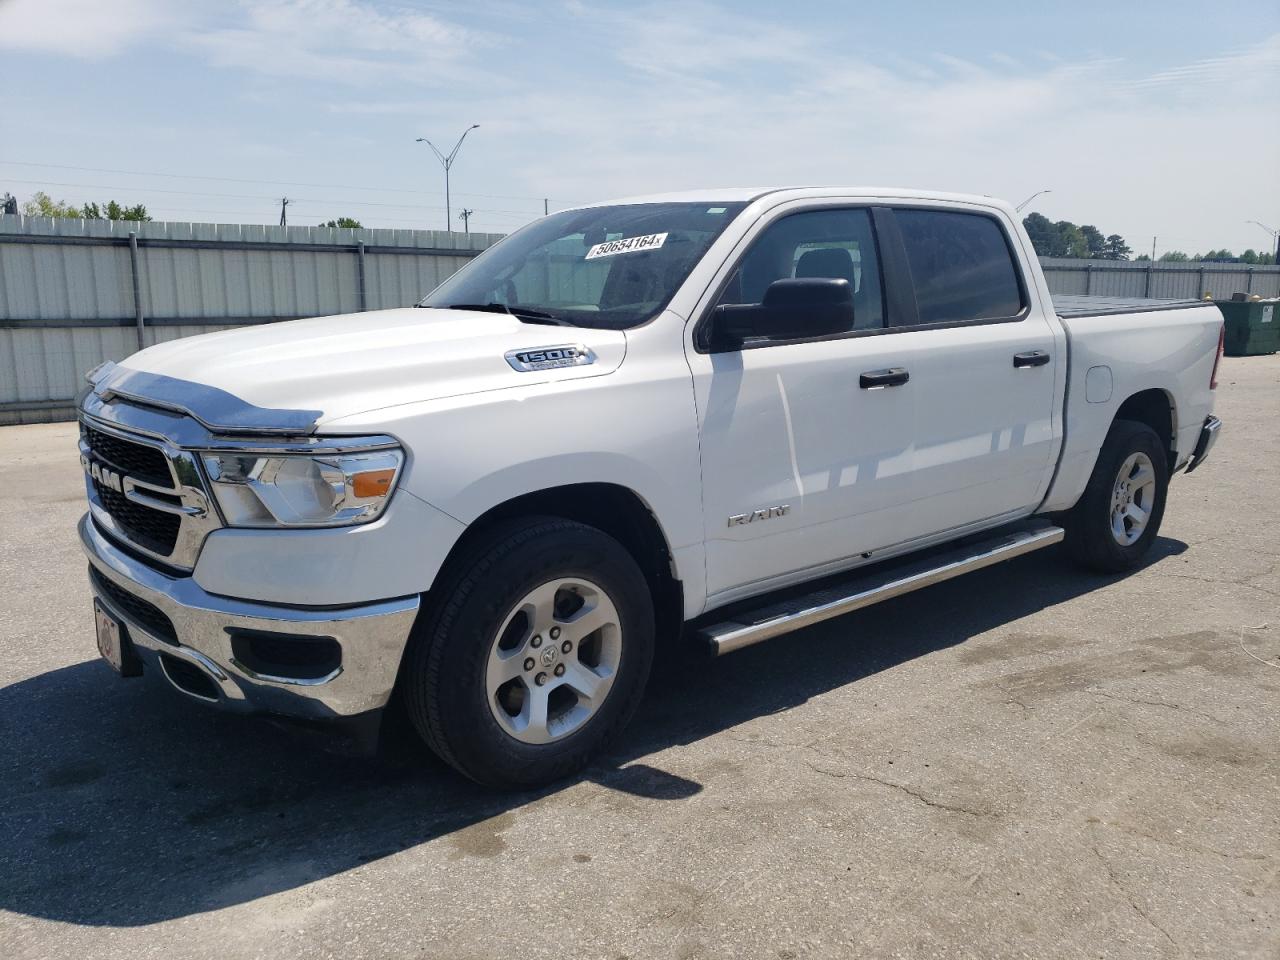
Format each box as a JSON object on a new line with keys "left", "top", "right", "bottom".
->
{"left": 1184, "top": 415, "right": 1222, "bottom": 474}
{"left": 80, "top": 514, "right": 419, "bottom": 719}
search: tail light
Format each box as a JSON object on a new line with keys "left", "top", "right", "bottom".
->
{"left": 1209, "top": 324, "right": 1224, "bottom": 390}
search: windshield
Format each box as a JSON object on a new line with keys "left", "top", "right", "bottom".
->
{"left": 419, "top": 202, "right": 747, "bottom": 329}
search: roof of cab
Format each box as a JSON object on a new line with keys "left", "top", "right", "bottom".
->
{"left": 575, "top": 186, "right": 1012, "bottom": 212}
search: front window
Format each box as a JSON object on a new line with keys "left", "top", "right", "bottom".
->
{"left": 715, "top": 208, "right": 886, "bottom": 334}
{"left": 420, "top": 202, "right": 746, "bottom": 329}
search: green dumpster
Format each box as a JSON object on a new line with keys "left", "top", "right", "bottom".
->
{"left": 1217, "top": 299, "right": 1279, "bottom": 357}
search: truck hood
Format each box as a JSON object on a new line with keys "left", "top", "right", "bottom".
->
{"left": 103, "top": 308, "right": 627, "bottom": 432}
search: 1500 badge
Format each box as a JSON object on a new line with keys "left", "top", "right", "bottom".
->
{"left": 505, "top": 345, "right": 596, "bottom": 373}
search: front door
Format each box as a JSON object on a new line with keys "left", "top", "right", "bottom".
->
{"left": 689, "top": 206, "right": 919, "bottom": 600}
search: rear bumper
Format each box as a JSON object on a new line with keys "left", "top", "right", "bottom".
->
{"left": 1184, "top": 415, "right": 1222, "bottom": 474}
{"left": 79, "top": 513, "right": 419, "bottom": 719}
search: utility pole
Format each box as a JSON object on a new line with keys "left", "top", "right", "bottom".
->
{"left": 279, "top": 197, "right": 290, "bottom": 227}
{"left": 1248, "top": 220, "right": 1280, "bottom": 264}
{"left": 458, "top": 208, "right": 473, "bottom": 235}
{"left": 416, "top": 125, "right": 480, "bottom": 232}
{"left": 544, "top": 198, "right": 549, "bottom": 216}
{"left": 1151, "top": 236, "right": 1157, "bottom": 261}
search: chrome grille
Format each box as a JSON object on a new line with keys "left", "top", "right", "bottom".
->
{"left": 79, "top": 415, "right": 220, "bottom": 570}
{"left": 92, "top": 480, "right": 182, "bottom": 555}
{"left": 82, "top": 423, "right": 171, "bottom": 486}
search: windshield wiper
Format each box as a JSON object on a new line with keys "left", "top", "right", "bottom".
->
{"left": 446, "top": 302, "right": 576, "bottom": 326}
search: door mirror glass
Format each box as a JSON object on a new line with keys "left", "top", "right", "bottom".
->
{"left": 711, "top": 277, "right": 855, "bottom": 348}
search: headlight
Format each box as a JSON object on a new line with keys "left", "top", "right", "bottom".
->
{"left": 202, "top": 448, "right": 404, "bottom": 528}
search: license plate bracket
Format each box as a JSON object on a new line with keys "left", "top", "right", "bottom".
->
{"left": 94, "top": 600, "right": 143, "bottom": 677}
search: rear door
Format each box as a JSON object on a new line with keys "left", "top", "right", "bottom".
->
{"left": 878, "top": 205, "right": 1060, "bottom": 535}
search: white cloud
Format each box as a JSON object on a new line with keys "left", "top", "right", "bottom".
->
{"left": 563, "top": 0, "right": 813, "bottom": 81}
{"left": 1130, "top": 34, "right": 1280, "bottom": 90}
{"left": 0, "top": 0, "right": 179, "bottom": 58}
{"left": 3, "top": 1, "right": 1275, "bottom": 249}
{"left": 451, "top": 8, "right": 1278, "bottom": 251}
{"left": 184, "top": 0, "right": 485, "bottom": 84}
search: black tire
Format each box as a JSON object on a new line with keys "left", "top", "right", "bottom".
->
{"left": 1062, "top": 419, "right": 1169, "bottom": 573}
{"left": 402, "top": 516, "right": 654, "bottom": 789}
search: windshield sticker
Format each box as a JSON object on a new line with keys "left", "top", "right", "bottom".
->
{"left": 585, "top": 232, "right": 668, "bottom": 260}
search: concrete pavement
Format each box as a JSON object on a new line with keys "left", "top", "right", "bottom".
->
{"left": 1, "top": 355, "right": 1277, "bottom": 959}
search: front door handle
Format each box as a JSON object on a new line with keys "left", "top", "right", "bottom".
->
{"left": 859, "top": 367, "right": 910, "bottom": 389}
{"left": 1013, "top": 350, "right": 1051, "bottom": 368}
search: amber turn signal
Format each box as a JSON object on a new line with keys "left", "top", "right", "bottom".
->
{"left": 351, "top": 468, "right": 396, "bottom": 498}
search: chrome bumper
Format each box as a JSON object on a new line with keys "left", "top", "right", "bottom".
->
{"left": 1184, "top": 415, "right": 1222, "bottom": 474}
{"left": 79, "top": 514, "right": 419, "bottom": 719}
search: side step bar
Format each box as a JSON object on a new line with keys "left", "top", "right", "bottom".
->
{"left": 699, "top": 524, "right": 1065, "bottom": 655}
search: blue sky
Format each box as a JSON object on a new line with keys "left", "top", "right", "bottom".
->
{"left": 1, "top": 0, "right": 1277, "bottom": 255}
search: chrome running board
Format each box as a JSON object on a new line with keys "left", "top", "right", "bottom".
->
{"left": 699, "top": 524, "right": 1065, "bottom": 656}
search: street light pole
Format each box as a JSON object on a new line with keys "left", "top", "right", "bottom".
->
{"left": 1246, "top": 220, "right": 1279, "bottom": 263}
{"left": 416, "top": 125, "right": 480, "bottom": 232}
{"left": 1015, "top": 189, "right": 1052, "bottom": 214}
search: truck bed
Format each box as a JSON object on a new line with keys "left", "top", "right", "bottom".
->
{"left": 1051, "top": 294, "right": 1206, "bottom": 319}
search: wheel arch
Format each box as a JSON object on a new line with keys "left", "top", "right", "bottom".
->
{"left": 428, "top": 482, "right": 684, "bottom": 650}
{"left": 1113, "top": 388, "right": 1177, "bottom": 466}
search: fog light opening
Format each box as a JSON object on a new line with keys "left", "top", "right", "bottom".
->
{"left": 227, "top": 629, "right": 342, "bottom": 683}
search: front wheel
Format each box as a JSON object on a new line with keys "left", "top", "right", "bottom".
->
{"left": 402, "top": 517, "right": 654, "bottom": 789}
{"left": 1062, "top": 419, "right": 1169, "bottom": 573}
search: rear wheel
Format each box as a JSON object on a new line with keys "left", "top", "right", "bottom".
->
{"left": 402, "top": 517, "right": 654, "bottom": 788}
{"left": 1063, "top": 419, "right": 1169, "bottom": 573}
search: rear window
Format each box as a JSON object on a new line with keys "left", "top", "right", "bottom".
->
{"left": 895, "top": 209, "right": 1024, "bottom": 325}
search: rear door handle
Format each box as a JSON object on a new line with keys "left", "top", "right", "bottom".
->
{"left": 859, "top": 367, "right": 910, "bottom": 389}
{"left": 1013, "top": 350, "right": 1051, "bottom": 368}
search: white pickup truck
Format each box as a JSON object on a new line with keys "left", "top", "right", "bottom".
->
{"left": 78, "top": 188, "right": 1224, "bottom": 787}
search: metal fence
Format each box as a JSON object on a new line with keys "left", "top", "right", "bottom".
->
{"left": 1038, "top": 257, "right": 1280, "bottom": 300}
{"left": 2, "top": 212, "right": 1278, "bottom": 425}
{"left": 0, "top": 214, "right": 503, "bottom": 424}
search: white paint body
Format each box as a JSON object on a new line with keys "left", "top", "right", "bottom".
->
{"left": 116, "top": 188, "right": 1223, "bottom": 619}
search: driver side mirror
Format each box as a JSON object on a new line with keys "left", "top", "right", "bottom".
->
{"left": 708, "top": 278, "right": 854, "bottom": 351}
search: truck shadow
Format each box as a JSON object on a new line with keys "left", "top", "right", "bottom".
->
{"left": 0, "top": 538, "right": 1186, "bottom": 928}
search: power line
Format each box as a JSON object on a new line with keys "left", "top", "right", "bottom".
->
{"left": 0, "top": 177, "right": 546, "bottom": 216}
{"left": 0, "top": 158, "right": 582, "bottom": 205}
{"left": 93, "top": 204, "right": 535, "bottom": 226}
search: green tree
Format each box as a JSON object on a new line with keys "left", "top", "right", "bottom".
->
{"left": 1079, "top": 224, "right": 1106, "bottom": 258}
{"left": 321, "top": 217, "right": 363, "bottom": 228}
{"left": 1022, "top": 212, "right": 1060, "bottom": 257}
{"left": 1102, "top": 234, "right": 1132, "bottom": 260}
{"left": 102, "top": 201, "right": 151, "bottom": 221}
{"left": 1159, "top": 251, "right": 1190, "bottom": 262}
{"left": 21, "top": 191, "right": 82, "bottom": 218}
{"left": 1055, "top": 221, "right": 1088, "bottom": 259}
{"left": 1134, "top": 253, "right": 1151, "bottom": 262}
{"left": 1240, "top": 249, "right": 1259, "bottom": 264}
{"left": 1023, "top": 212, "right": 1132, "bottom": 261}
{"left": 20, "top": 192, "right": 151, "bottom": 220}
